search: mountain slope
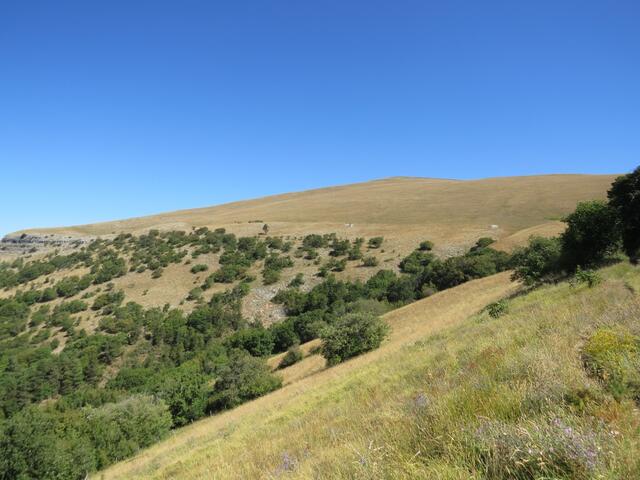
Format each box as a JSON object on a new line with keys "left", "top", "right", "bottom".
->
{"left": 14, "top": 174, "right": 616, "bottom": 242}
{"left": 99, "top": 263, "right": 640, "bottom": 479}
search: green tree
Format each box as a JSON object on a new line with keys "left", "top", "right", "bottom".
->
{"left": 511, "top": 236, "right": 562, "bottom": 285}
{"left": 209, "top": 352, "right": 282, "bottom": 411}
{"left": 561, "top": 200, "right": 620, "bottom": 268}
{"left": 608, "top": 166, "right": 640, "bottom": 263}
{"left": 321, "top": 313, "right": 389, "bottom": 366}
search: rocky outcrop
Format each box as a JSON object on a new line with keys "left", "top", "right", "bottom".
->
{"left": 0, "top": 232, "right": 89, "bottom": 256}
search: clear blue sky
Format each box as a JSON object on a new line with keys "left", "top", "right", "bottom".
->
{"left": 1, "top": 1, "right": 639, "bottom": 236}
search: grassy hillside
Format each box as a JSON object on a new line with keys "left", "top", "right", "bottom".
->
{"left": 0, "top": 174, "right": 615, "bottom": 331}
{"left": 13, "top": 174, "right": 616, "bottom": 245}
{"left": 99, "top": 262, "right": 640, "bottom": 480}
{"left": 1, "top": 172, "right": 630, "bottom": 480}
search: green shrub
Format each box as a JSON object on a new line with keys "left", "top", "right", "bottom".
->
{"left": 190, "top": 264, "right": 209, "bottom": 274}
{"left": 329, "top": 239, "right": 350, "bottom": 257}
{"left": 84, "top": 395, "right": 172, "bottom": 467}
{"left": 326, "top": 258, "right": 347, "bottom": 272}
{"left": 418, "top": 240, "right": 434, "bottom": 251}
{"left": 321, "top": 313, "right": 389, "bottom": 366}
{"left": 368, "top": 237, "right": 384, "bottom": 249}
{"left": 278, "top": 345, "right": 303, "bottom": 369}
{"left": 288, "top": 273, "right": 305, "bottom": 288}
{"left": 362, "top": 256, "right": 379, "bottom": 267}
{"left": 209, "top": 352, "right": 282, "bottom": 411}
{"left": 213, "top": 264, "right": 247, "bottom": 283}
{"left": 486, "top": 300, "right": 508, "bottom": 318}
{"left": 187, "top": 287, "right": 203, "bottom": 301}
{"left": 399, "top": 250, "right": 434, "bottom": 274}
{"left": 582, "top": 327, "right": 640, "bottom": 401}
{"left": 511, "top": 236, "right": 563, "bottom": 285}
{"left": 225, "top": 327, "right": 275, "bottom": 357}
{"left": 262, "top": 268, "right": 281, "bottom": 285}
{"left": 573, "top": 267, "right": 602, "bottom": 288}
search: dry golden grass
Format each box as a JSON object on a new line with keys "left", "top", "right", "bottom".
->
{"left": 492, "top": 220, "right": 567, "bottom": 251}
{"left": 97, "top": 271, "right": 517, "bottom": 479}
{"left": 99, "top": 264, "right": 640, "bottom": 480}
{"left": 19, "top": 175, "right": 614, "bottom": 247}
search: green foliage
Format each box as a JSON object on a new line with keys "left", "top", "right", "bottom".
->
{"left": 209, "top": 352, "right": 282, "bottom": 411}
{"left": 573, "top": 267, "right": 602, "bottom": 288}
{"left": 399, "top": 250, "right": 434, "bottom": 274}
{"left": 225, "top": 327, "right": 274, "bottom": 357}
{"left": 321, "top": 313, "right": 389, "bottom": 366}
{"left": 190, "top": 263, "right": 209, "bottom": 274}
{"left": 187, "top": 287, "right": 203, "bottom": 301}
{"left": 0, "top": 406, "right": 96, "bottom": 480}
{"left": 288, "top": 273, "right": 305, "bottom": 288}
{"left": 92, "top": 290, "right": 125, "bottom": 313}
{"left": 0, "top": 394, "right": 171, "bottom": 479}
{"left": 269, "top": 319, "right": 300, "bottom": 352}
{"left": 91, "top": 251, "right": 127, "bottom": 284}
{"left": 212, "top": 264, "right": 247, "bottom": 283}
{"left": 608, "top": 166, "right": 640, "bottom": 262}
{"left": 83, "top": 395, "right": 172, "bottom": 468}
{"left": 278, "top": 344, "right": 303, "bottom": 369}
{"left": 325, "top": 258, "right": 347, "bottom": 272}
{"left": 302, "top": 234, "right": 328, "bottom": 249}
{"left": 561, "top": 200, "right": 620, "bottom": 268}
{"left": 329, "top": 239, "right": 350, "bottom": 257}
{"left": 486, "top": 300, "right": 508, "bottom": 318}
{"left": 154, "top": 364, "right": 210, "bottom": 427}
{"left": 362, "top": 256, "right": 379, "bottom": 267}
{"left": 582, "top": 328, "right": 640, "bottom": 401}
{"left": 262, "top": 254, "right": 294, "bottom": 285}
{"left": 368, "top": 237, "right": 384, "bottom": 249}
{"left": 418, "top": 240, "right": 434, "bottom": 251}
{"left": 511, "top": 236, "right": 563, "bottom": 285}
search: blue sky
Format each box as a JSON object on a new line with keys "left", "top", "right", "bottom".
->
{"left": 1, "top": 1, "right": 639, "bottom": 236}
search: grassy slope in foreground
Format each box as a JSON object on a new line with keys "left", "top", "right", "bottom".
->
{"left": 100, "top": 264, "right": 640, "bottom": 479}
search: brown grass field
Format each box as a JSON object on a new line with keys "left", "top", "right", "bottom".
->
{"left": 17, "top": 175, "right": 616, "bottom": 249}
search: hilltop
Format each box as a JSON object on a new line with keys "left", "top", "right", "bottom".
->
{"left": 8, "top": 174, "right": 616, "bottom": 242}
